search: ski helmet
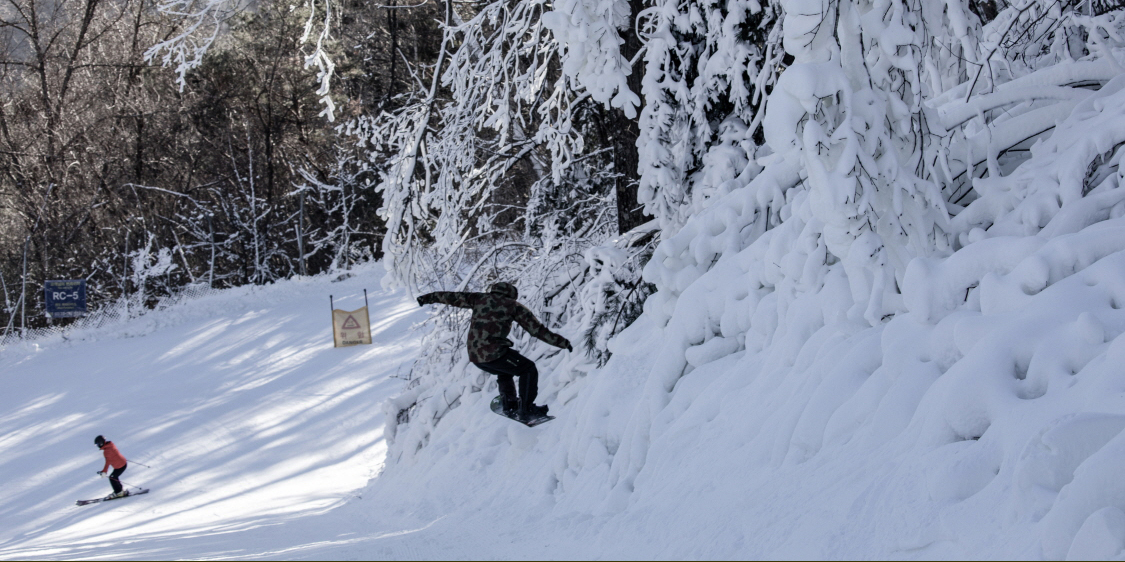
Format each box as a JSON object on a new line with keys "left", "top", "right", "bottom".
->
{"left": 94, "top": 435, "right": 105, "bottom": 448}
{"left": 489, "top": 282, "right": 518, "bottom": 300}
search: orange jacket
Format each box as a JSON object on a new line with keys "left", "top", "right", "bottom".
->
{"left": 100, "top": 441, "right": 126, "bottom": 472}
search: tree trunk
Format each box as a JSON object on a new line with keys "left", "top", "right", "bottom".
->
{"left": 610, "top": 0, "right": 650, "bottom": 234}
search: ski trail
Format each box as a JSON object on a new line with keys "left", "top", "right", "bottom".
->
{"left": 0, "top": 263, "right": 423, "bottom": 560}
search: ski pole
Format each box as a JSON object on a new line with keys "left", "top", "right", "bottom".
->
{"left": 115, "top": 478, "right": 144, "bottom": 490}
{"left": 130, "top": 461, "right": 152, "bottom": 469}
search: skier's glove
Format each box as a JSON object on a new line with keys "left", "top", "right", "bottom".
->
{"left": 97, "top": 471, "right": 106, "bottom": 477}
{"left": 564, "top": 341, "right": 573, "bottom": 352}
{"left": 416, "top": 294, "right": 433, "bottom": 307}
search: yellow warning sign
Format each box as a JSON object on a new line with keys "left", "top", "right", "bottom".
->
{"left": 332, "top": 306, "right": 372, "bottom": 347}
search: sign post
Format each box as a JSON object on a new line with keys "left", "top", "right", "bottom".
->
{"left": 330, "top": 290, "right": 372, "bottom": 347}
{"left": 44, "top": 279, "right": 87, "bottom": 319}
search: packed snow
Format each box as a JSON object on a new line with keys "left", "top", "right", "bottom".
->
{"left": 0, "top": 264, "right": 425, "bottom": 559}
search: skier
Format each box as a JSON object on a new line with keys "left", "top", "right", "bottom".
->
{"left": 416, "top": 282, "right": 572, "bottom": 421}
{"left": 94, "top": 435, "right": 129, "bottom": 499}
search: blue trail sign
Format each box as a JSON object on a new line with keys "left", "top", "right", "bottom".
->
{"left": 44, "top": 279, "right": 87, "bottom": 318}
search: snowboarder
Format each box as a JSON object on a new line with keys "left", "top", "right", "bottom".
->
{"left": 94, "top": 435, "right": 129, "bottom": 499}
{"left": 416, "top": 282, "right": 572, "bottom": 421}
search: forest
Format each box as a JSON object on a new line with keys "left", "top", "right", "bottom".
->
{"left": 3, "top": 0, "right": 1123, "bottom": 363}
{"left": 0, "top": 0, "right": 656, "bottom": 338}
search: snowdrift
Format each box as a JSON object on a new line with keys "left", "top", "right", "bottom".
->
{"left": 375, "top": 55, "right": 1125, "bottom": 562}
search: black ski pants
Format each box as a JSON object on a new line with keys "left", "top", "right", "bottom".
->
{"left": 474, "top": 349, "right": 538, "bottom": 409}
{"left": 109, "top": 465, "right": 126, "bottom": 494}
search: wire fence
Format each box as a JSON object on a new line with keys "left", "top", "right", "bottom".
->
{"left": 0, "top": 282, "right": 216, "bottom": 350}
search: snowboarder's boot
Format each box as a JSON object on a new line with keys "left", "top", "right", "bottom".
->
{"left": 500, "top": 394, "right": 519, "bottom": 417}
{"left": 517, "top": 402, "right": 548, "bottom": 422}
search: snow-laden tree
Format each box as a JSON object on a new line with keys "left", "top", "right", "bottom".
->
{"left": 147, "top": 0, "right": 338, "bottom": 119}
{"left": 359, "top": 0, "right": 661, "bottom": 446}
{"left": 643, "top": 0, "right": 1125, "bottom": 333}
{"left": 292, "top": 152, "right": 382, "bottom": 273}
{"left": 387, "top": 0, "right": 1125, "bottom": 488}
{"left": 541, "top": 0, "right": 641, "bottom": 117}
{"left": 632, "top": 0, "right": 782, "bottom": 235}
{"left": 558, "top": 0, "right": 1125, "bottom": 511}
{"left": 347, "top": 0, "right": 608, "bottom": 292}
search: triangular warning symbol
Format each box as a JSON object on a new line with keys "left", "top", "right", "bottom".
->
{"left": 341, "top": 315, "right": 361, "bottom": 329}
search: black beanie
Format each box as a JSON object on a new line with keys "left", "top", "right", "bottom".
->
{"left": 489, "top": 282, "right": 518, "bottom": 300}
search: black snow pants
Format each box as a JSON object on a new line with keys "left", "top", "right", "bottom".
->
{"left": 474, "top": 349, "right": 538, "bottom": 410}
{"left": 109, "top": 465, "right": 127, "bottom": 494}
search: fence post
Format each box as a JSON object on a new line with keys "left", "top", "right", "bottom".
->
{"left": 0, "top": 270, "right": 9, "bottom": 331}
{"left": 207, "top": 214, "right": 215, "bottom": 288}
{"left": 123, "top": 230, "right": 129, "bottom": 318}
{"left": 2, "top": 260, "right": 17, "bottom": 339}
{"left": 20, "top": 234, "right": 28, "bottom": 337}
{"left": 298, "top": 192, "right": 307, "bottom": 276}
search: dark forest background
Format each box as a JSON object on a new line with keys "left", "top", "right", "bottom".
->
{"left": 0, "top": 0, "right": 650, "bottom": 334}
{"left": 0, "top": 0, "right": 575, "bottom": 332}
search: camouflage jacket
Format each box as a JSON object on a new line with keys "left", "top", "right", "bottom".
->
{"left": 417, "top": 286, "right": 570, "bottom": 363}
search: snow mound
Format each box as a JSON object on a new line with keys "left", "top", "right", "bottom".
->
{"left": 376, "top": 53, "right": 1125, "bottom": 559}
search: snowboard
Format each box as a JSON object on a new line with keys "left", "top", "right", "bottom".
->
{"left": 490, "top": 395, "right": 554, "bottom": 427}
{"left": 76, "top": 488, "right": 149, "bottom": 506}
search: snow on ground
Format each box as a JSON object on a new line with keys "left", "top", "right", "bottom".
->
{"left": 362, "top": 79, "right": 1125, "bottom": 559}
{"left": 365, "top": 222, "right": 1125, "bottom": 559}
{"left": 0, "top": 262, "right": 428, "bottom": 559}
{"left": 4, "top": 233, "right": 1125, "bottom": 559}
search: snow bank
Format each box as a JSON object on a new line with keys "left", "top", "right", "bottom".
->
{"left": 374, "top": 33, "right": 1125, "bottom": 559}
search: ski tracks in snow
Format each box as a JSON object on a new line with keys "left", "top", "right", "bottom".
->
{"left": 0, "top": 263, "right": 428, "bottom": 560}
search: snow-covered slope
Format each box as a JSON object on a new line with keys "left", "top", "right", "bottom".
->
{"left": 5, "top": 230, "right": 1125, "bottom": 559}
{"left": 0, "top": 263, "right": 429, "bottom": 559}
{"left": 372, "top": 78, "right": 1125, "bottom": 560}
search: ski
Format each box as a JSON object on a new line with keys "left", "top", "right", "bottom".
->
{"left": 76, "top": 488, "right": 149, "bottom": 506}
